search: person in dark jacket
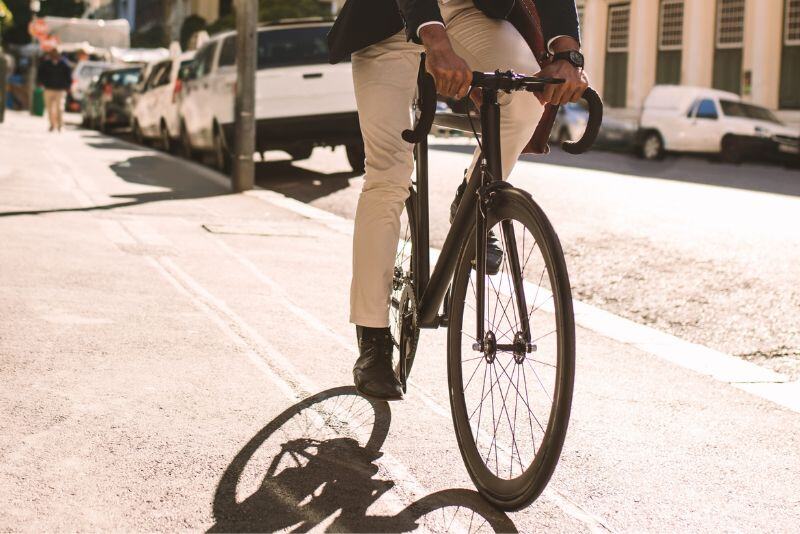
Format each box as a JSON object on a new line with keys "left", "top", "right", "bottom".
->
{"left": 330, "top": 0, "right": 590, "bottom": 400}
{"left": 36, "top": 48, "right": 72, "bottom": 131}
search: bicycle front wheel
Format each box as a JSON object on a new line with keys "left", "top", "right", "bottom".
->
{"left": 448, "top": 187, "right": 575, "bottom": 510}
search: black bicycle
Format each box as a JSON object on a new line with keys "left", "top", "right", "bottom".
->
{"left": 389, "top": 67, "right": 603, "bottom": 510}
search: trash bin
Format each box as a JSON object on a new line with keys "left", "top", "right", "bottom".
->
{"left": 31, "top": 86, "right": 45, "bottom": 116}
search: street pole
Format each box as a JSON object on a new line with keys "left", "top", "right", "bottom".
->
{"left": 233, "top": 0, "right": 256, "bottom": 192}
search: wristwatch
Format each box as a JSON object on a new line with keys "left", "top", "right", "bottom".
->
{"left": 552, "top": 50, "right": 584, "bottom": 69}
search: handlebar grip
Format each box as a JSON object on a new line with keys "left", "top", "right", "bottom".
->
{"left": 561, "top": 87, "right": 603, "bottom": 155}
{"left": 402, "top": 56, "right": 438, "bottom": 144}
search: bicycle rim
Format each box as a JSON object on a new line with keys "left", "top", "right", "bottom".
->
{"left": 390, "top": 191, "right": 419, "bottom": 386}
{"left": 447, "top": 188, "right": 575, "bottom": 510}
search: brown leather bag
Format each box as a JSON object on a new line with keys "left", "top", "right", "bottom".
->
{"left": 507, "top": 0, "right": 560, "bottom": 154}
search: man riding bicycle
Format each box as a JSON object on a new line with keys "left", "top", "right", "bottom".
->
{"left": 328, "top": 0, "right": 589, "bottom": 400}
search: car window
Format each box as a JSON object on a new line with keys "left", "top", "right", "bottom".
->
{"left": 178, "top": 60, "right": 194, "bottom": 81}
{"left": 110, "top": 69, "right": 141, "bottom": 86}
{"left": 143, "top": 63, "right": 164, "bottom": 90}
{"left": 78, "top": 65, "right": 107, "bottom": 80}
{"left": 695, "top": 99, "right": 718, "bottom": 120}
{"left": 218, "top": 35, "right": 237, "bottom": 67}
{"left": 257, "top": 26, "right": 332, "bottom": 69}
{"left": 156, "top": 61, "right": 172, "bottom": 86}
{"left": 720, "top": 100, "right": 782, "bottom": 124}
{"left": 194, "top": 41, "right": 218, "bottom": 78}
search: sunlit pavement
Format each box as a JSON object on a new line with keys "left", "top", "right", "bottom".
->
{"left": 2, "top": 111, "right": 799, "bottom": 531}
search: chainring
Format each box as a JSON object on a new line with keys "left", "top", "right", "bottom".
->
{"left": 395, "top": 284, "right": 420, "bottom": 392}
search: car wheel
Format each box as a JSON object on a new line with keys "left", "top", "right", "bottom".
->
{"left": 159, "top": 122, "right": 172, "bottom": 153}
{"left": 288, "top": 145, "right": 313, "bottom": 161}
{"left": 720, "top": 136, "right": 743, "bottom": 165}
{"left": 132, "top": 120, "right": 144, "bottom": 145}
{"left": 640, "top": 131, "right": 665, "bottom": 161}
{"left": 180, "top": 122, "right": 196, "bottom": 160}
{"left": 214, "top": 127, "right": 232, "bottom": 174}
{"left": 346, "top": 141, "right": 366, "bottom": 174}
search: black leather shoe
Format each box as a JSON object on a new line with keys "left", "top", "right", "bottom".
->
{"left": 353, "top": 326, "right": 403, "bottom": 401}
{"left": 450, "top": 175, "right": 503, "bottom": 276}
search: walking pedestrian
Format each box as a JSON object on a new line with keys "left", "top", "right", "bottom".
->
{"left": 36, "top": 48, "right": 72, "bottom": 132}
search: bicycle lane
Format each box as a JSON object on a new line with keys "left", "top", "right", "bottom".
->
{"left": 69, "top": 130, "right": 800, "bottom": 530}
{"left": 217, "top": 188, "right": 800, "bottom": 532}
{"left": 0, "top": 115, "right": 586, "bottom": 532}
{"left": 4, "top": 113, "right": 798, "bottom": 531}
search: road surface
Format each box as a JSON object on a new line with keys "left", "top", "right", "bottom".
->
{"left": 1, "top": 112, "right": 799, "bottom": 531}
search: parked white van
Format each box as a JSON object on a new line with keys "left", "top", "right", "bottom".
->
{"left": 637, "top": 85, "right": 799, "bottom": 164}
{"left": 178, "top": 20, "right": 363, "bottom": 173}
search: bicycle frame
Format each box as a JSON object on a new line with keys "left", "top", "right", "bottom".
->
{"left": 412, "top": 88, "right": 529, "bottom": 342}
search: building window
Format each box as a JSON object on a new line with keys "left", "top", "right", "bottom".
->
{"left": 659, "top": 0, "right": 684, "bottom": 51}
{"left": 656, "top": 0, "right": 683, "bottom": 84}
{"left": 780, "top": 0, "right": 800, "bottom": 108}
{"left": 577, "top": 2, "right": 585, "bottom": 36}
{"left": 607, "top": 4, "right": 630, "bottom": 52}
{"left": 787, "top": 0, "right": 800, "bottom": 45}
{"left": 716, "top": 0, "right": 745, "bottom": 49}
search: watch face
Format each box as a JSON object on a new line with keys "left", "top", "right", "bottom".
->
{"left": 570, "top": 51, "right": 585, "bottom": 68}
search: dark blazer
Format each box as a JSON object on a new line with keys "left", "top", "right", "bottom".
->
{"left": 328, "top": 0, "right": 580, "bottom": 64}
{"left": 37, "top": 57, "right": 73, "bottom": 90}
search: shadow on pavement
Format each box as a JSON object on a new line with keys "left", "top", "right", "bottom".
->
{"left": 209, "top": 386, "right": 517, "bottom": 533}
{"left": 430, "top": 143, "right": 800, "bottom": 197}
{"left": 255, "top": 159, "right": 359, "bottom": 204}
{"left": 0, "top": 154, "right": 227, "bottom": 218}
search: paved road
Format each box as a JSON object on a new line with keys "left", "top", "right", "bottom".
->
{"left": 260, "top": 140, "right": 800, "bottom": 380}
{"left": 2, "top": 112, "right": 800, "bottom": 531}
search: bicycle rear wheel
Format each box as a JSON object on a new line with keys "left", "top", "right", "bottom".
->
{"left": 447, "top": 187, "right": 575, "bottom": 510}
{"left": 390, "top": 191, "right": 420, "bottom": 391}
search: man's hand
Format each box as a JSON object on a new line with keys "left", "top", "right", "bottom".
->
{"left": 419, "top": 24, "right": 473, "bottom": 100}
{"left": 535, "top": 36, "right": 589, "bottom": 106}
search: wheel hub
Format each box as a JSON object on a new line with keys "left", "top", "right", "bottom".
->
{"left": 483, "top": 331, "right": 496, "bottom": 363}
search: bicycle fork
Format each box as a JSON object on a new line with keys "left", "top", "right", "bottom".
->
{"left": 474, "top": 88, "right": 532, "bottom": 352}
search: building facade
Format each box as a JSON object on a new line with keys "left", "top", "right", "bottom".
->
{"left": 578, "top": 0, "right": 800, "bottom": 124}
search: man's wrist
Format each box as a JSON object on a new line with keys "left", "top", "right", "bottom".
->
{"left": 419, "top": 23, "right": 452, "bottom": 52}
{"left": 549, "top": 36, "right": 581, "bottom": 54}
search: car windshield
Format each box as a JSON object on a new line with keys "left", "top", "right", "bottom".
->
{"left": 257, "top": 26, "right": 331, "bottom": 69}
{"left": 719, "top": 100, "right": 783, "bottom": 125}
{"left": 109, "top": 68, "right": 142, "bottom": 86}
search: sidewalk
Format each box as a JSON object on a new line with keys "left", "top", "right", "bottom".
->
{"left": 1, "top": 111, "right": 799, "bottom": 531}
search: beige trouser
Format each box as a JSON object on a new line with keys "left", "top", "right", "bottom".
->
{"left": 350, "top": 0, "right": 543, "bottom": 327}
{"left": 44, "top": 89, "right": 65, "bottom": 130}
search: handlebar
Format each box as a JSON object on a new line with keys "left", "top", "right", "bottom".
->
{"left": 561, "top": 87, "right": 603, "bottom": 154}
{"left": 402, "top": 67, "right": 603, "bottom": 156}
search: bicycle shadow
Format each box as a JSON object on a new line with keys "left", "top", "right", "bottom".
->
{"left": 209, "top": 386, "right": 517, "bottom": 533}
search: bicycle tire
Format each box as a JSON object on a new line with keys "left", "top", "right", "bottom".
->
{"left": 390, "top": 191, "right": 421, "bottom": 390}
{"left": 447, "top": 186, "right": 575, "bottom": 510}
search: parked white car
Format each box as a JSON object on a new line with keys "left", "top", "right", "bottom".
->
{"left": 178, "top": 20, "right": 363, "bottom": 172}
{"left": 68, "top": 60, "right": 113, "bottom": 112}
{"left": 131, "top": 51, "right": 195, "bottom": 152}
{"left": 637, "top": 85, "right": 799, "bottom": 163}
